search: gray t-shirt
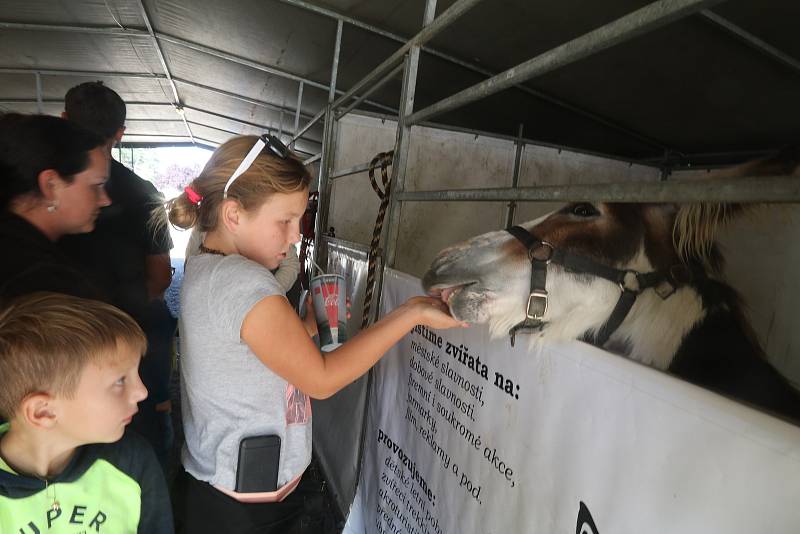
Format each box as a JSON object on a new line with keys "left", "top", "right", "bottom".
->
{"left": 179, "top": 253, "right": 312, "bottom": 491}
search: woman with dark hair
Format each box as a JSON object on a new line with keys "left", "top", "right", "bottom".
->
{"left": 0, "top": 113, "right": 111, "bottom": 300}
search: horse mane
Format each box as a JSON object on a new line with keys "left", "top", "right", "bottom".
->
{"left": 672, "top": 143, "right": 799, "bottom": 271}
{"left": 672, "top": 203, "right": 755, "bottom": 273}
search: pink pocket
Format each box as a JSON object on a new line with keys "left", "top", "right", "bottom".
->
{"left": 285, "top": 384, "right": 311, "bottom": 425}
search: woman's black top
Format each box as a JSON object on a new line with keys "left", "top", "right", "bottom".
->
{"left": 0, "top": 213, "right": 104, "bottom": 303}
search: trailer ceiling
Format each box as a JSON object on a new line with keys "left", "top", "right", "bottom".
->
{"left": 0, "top": 0, "right": 798, "bottom": 166}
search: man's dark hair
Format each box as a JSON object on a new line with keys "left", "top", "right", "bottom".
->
{"left": 0, "top": 113, "right": 105, "bottom": 211}
{"left": 64, "top": 81, "right": 126, "bottom": 140}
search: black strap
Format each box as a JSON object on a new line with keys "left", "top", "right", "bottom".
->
{"left": 506, "top": 225, "right": 539, "bottom": 250}
{"left": 507, "top": 226, "right": 551, "bottom": 319}
{"left": 506, "top": 226, "right": 553, "bottom": 347}
{"left": 592, "top": 289, "right": 638, "bottom": 347}
{"left": 504, "top": 225, "right": 701, "bottom": 349}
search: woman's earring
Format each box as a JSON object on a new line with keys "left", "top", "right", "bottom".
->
{"left": 47, "top": 200, "right": 59, "bottom": 213}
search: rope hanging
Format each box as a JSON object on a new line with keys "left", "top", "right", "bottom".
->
{"left": 361, "top": 150, "right": 394, "bottom": 328}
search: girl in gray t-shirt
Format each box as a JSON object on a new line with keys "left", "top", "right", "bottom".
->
{"left": 164, "top": 134, "right": 467, "bottom": 534}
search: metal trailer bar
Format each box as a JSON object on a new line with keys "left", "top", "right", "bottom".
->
{"left": 303, "top": 153, "right": 322, "bottom": 165}
{"left": 171, "top": 77, "right": 316, "bottom": 124}
{"left": 331, "top": 0, "right": 484, "bottom": 111}
{"left": 292, "top": 82, "right": 304, "bottom": 146}
{"left": 0, "top": 21, "right": 148, "bottom": 37}
{"left": 643, "top": 149, "right": 773, "bottom": 162}
{"left": 504, "top": 124, "right": 525, "bottom": 228}
{"left": 180, "top": 121, "right": 315, "bottom": 155}
{"left": 121, "top": 131, "right": 313, "bottom": 155}
{"left": 311, "top": 20, "right": 344, "bottom": 272}
{"left": 0, "top": 67, "right": 164, "bottom": 80}
{"left": 407, "top": 0, "right": 725, "bottom": 126}
{"left": 154, "top": 32, "right": 396, "bottom": 115}
{"left": 184, "top": 107, "right": 322, "bottom": 151}
{"left": 700, "top": 10, "right": 800, "bottom": 74}
{"left": 396, "top": 176, "right": 800, "bottom": 204}
{"left": 156, "top": 33, "right": 320, "bottom": 89}
{"left": 121, "top": 133, "right": 195, "bottom": 138}
{"left": 349, "top": 2, "right": 438, "bottom": 522}
{"left": 121, "top": 133, "right": 218, "bottom": 146}
{"left": 329, "top": 161, "right": 377, "bottom": 180}
{"left": 384, "top": 0, "right": 438, "bottom": 270}
{"left": 421, "top": 120, "right": 657, "bottom": 167}
{"left": 329, "top": 21, "right": 343, "bottom": 103}
{"left": 0, "top": 98, "right": 321, "bottom": 150}
{"left": 292, "top": 108, "right": 326, "bottom": 144}
{"left": 0, "top": 68, "right": 322, "bottom": 139}
{"left": 0, "top": 98, "right": 167, "bottom": 107}
{"left": 34, "top": 72, "right": 43, "bottom": 113}
{"left": 351, "top": 107, "right": 662, "bottom": 169}
{"left": 276, "top": 0, "right": 667, "bottom": 151}
{"left": 312, "top": 106, "right": 335, "bottom": 261}
{"left": 181, "top": 105, "right": 299, "bottom": 139}
{"left": 335, "top": 63, "right": 404, "bottom": 120}
{"left": 118, "top": 141, "right": 216, "bottom": 149}
{"left": 125, "top": 118, "right": 183, "bottom": 123}
{"left": 483, "top": 131, "right": 777, "bottom": 171}
{"left": 185, "top": 120, "right": 246, "bottom": 137}
{"left": 135, "top": 0, "right": 194, "bottom": 143}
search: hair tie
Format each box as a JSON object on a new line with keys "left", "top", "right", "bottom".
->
{"left": 184, "top": 186, "right": 203, "bottom": 206}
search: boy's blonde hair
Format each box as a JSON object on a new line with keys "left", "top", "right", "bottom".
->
{"left": 166, "top": 135, "right": 312, "bottom": 231}
{"left": 0, "top": 292, "right": 147, "bottom": 419}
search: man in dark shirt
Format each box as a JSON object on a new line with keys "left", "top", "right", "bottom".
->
{"left": 59, "top": 82, "right": 176, "bottom": 474}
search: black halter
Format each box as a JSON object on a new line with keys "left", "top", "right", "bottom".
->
{"left": 505, "top": 226, "right": 700, "bottom": 348}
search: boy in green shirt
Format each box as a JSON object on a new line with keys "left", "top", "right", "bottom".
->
{"left": 0, "top": 292, "right": 173, "bottom": 533}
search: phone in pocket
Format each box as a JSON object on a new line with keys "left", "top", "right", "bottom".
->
{"left": 235, "top": 434, "right": 281, "bottom": 493}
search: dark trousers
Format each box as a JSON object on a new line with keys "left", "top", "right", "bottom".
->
{"left": 177, "top": 469, "right": 304, "bottom": 534}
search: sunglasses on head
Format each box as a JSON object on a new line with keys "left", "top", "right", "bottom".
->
{"left": 223, "top": 133, "right": 290, "bottom": 199}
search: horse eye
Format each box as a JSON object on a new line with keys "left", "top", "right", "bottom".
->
{"left": 571, "top": 203, "right": 599, "bottom": 217}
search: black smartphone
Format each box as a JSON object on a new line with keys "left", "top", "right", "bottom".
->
{"left": 235, "top": 434, "right": 281, "bottom": 493}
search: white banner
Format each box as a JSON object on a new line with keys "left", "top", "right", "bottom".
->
{"left": 344, "top": 269, "right": 800, "bottom": 534}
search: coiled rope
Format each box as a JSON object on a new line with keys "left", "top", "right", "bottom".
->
{"left": 361, "top": 150, "right": 394, "bottom": 328}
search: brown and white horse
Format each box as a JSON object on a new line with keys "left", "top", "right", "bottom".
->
{"left": 423, "top": 146, "right": 800, "bottom": 422}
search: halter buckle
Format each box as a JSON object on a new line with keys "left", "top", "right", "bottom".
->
{"left": 618, "top": 271, "right": 641, "bottom": 294}
{"left": 529, "top": 241, "right": 554, "bottom": 263}
{"left": 526, "top": 290, "right": 548, "bottom": 320}
{"left": 654, "top": 280, "right": 676, "bottom": 299}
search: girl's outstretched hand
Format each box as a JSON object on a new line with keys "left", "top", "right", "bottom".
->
{"left": 404, "top": 296, "right": 469, "bottom": 330}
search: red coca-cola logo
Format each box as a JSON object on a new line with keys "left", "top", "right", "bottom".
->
{"left": 315, "top": 283, "right": 340, "bottom": 325}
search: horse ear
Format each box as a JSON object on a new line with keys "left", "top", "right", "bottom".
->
{"left": 673, "top": 143, "right": 800, "bottom": 265}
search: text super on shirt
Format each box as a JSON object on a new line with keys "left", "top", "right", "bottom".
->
{"left": 0, "top": 424, "right": 173, "bottom": 534}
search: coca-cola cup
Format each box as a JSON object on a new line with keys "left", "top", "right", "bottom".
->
{"left": 310, "top": 274, "right": 348, "bottom": 352}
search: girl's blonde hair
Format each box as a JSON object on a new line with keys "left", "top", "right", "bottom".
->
{"left": 166, "top": 136, "right": 312, "bottom": 232}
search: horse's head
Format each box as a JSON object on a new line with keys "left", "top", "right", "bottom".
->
{"left": 423, "top": 202, "right": 679, "bottom": 341}
{"left": 423, "top": 145, "right": 799, "bottom": 352}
